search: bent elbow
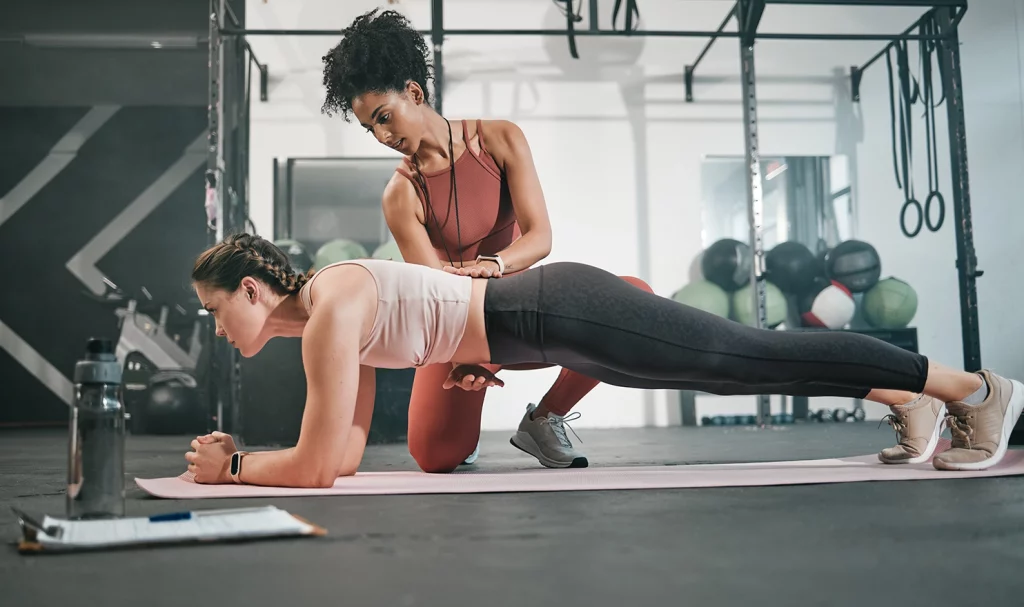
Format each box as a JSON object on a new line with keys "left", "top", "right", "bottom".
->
{"left": 310, "top": 471, "right": 339, "bottom": 489}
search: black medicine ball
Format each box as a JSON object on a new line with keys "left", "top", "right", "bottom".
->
{"left": 764, "top": 241, "right": 819, "bottom": 295}
{"left": 701, "top": 238, "right": 752, "bottom": 292}
{"left": 824, "top": 240, "right": 882, "bottom": 293}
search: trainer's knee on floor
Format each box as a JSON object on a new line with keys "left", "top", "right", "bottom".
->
{"left": 618, "top": 275, "right": 654, "bottom": 294}
{"left": 408, "top": 440, "right": 473, "bottom": 474}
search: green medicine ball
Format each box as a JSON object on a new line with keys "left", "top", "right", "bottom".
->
{"left": 315, "top": 238, "right": 369, "bottom": 269}
{"left": 671, "top": 280, "right": 730, "bottom": 318}
{"left": 372, "top": 239, "right": 404, "bottom": 262}
{"left": 731, "top": 281, "right": 788, "bottom": 328}
{"left": 862, "top": 277, "right": 918, "bottom": 329}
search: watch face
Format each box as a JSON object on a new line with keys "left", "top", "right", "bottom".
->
{"left": 230, "top": 453, "right": 240, "bottom": 475}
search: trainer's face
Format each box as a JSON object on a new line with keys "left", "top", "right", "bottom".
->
{"left": 195, "top": 277, "right": 271, "bottom": 358}
{"left": 352, "top": 82, "right": 426, "bottom": 155}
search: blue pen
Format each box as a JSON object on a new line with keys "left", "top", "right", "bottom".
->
{"left": 149, "top": 507, "right": 270, "bottom": 522}
{"left": 149, "top": 511, "right": 192, "bottom": 522}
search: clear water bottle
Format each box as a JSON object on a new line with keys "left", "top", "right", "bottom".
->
{"left": 67, "top": 338, "right": 127, "bottom": 519}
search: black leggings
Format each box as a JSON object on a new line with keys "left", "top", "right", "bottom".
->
{"left": 482, "top": 262, "right": 929, "bottom": 399}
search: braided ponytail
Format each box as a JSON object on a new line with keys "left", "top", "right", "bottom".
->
{"left": 192, "top": 233, "right": 313, "bottom": 296}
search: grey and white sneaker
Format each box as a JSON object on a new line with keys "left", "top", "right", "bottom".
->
{"left": 510, "top": 403, "right": 588, "bottom": 468}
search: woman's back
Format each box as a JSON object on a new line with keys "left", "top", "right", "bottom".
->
{"left": 299, "top": 259, "right": 473, "bottom": 369}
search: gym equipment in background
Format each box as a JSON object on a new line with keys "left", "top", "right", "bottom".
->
{"left": 701, "top": 414, "right": 794, "bottom": 426}
{"left": 274, "top": 238, "right": 315, "bottom": 274}
{"left": 84, "top": 281, "right": 208, "bottom": 435}
{"left": 315, "top": 238, "right": 370, "bottom": 269}
{"left": 823, "top": 239, "right": 881, "bottom": 293}
{"left": 798, "top": 277, "right": 856, "bottom": 329}
{"left": 372, "top": 239, "right": 404, "bottom": 262}
{"left": 140, "top": 371, "right": 207, "bottom": 435}
{"left": 700, "top": 238, "right": 752, "bottom": 292}
{"left": 764, "top": 241, "right": 819, "bottom": 295}
{"left": 671, "top": 280, "right": 730, "bottom": 318}
{"left": 730, "top": 281, "right": 787, "bottom": 328}
{"left": 808, "top": 406, "right": 866, "bottom": 423}
{"left": 862, "top": 277, "right": 918, "bottom": 329}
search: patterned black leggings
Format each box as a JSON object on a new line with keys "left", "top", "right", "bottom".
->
{"left": 482, "top": 262, "right": 929, "bottom": 398}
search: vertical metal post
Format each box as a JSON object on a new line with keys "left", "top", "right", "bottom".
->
{"left": 208, "top": 0, "right": 226, "bottom": 244}
{"left": 431, "top": 0, "right": 444, "bottom": 114}
{"left": 207, "top": 0, "right": 227, "bottom": 433}
{"left": 935, "top": 7, "right": 981, "bottom": 372}
{"left": 738, "top": 0, "right": 771, "bottom": 426}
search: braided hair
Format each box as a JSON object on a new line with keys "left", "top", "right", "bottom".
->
{"left": 321, "top": 8, "right": 432, "bottom": 120}
{"left": 192, "top": 233, "right": 311, "bottom": 296}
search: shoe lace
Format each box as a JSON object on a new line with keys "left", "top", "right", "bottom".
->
{"left": 542, "top": 412, "right": 583, "bottom": 448}
{"left": 879, "top": 414, "right": 909, "bottom": 444}
{"left": 945, "top": 413, "right": 974, "bottom": 450}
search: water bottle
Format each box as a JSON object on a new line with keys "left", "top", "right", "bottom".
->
{"left": 67, "top": 337, "right": 127, "bottom": 519}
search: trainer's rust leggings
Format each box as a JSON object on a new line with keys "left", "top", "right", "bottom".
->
{"left": 407, "top": 274, "right": 654, "bottom": 473}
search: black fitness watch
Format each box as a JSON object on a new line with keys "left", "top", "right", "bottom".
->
{"left": 230, "top": 451, "right": 249, "bottom": 484}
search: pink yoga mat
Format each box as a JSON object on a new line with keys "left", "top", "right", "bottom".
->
{"left": 135, "top": 440, "right": 1024, "bottom": 499}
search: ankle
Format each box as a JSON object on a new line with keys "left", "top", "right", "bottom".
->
{"left": 531, "top": 404, "right": 551, "bottom": 420}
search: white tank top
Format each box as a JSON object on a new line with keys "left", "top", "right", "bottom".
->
{"left": 298, "top": 259, "right": 473, "bottom": 369}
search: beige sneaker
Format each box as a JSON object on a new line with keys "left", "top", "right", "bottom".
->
{"left": 933, "top": 370, "right": 1024, "bottom": 471}
{"left": 878, "top": 395, "right": 946, "bottom": 464}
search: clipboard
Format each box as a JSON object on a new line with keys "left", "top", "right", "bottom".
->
{"left": 14, "top": 506, "right": 327, "bottom": 554}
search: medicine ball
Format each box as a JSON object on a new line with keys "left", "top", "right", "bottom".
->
{"left": 141, "top": 371, "right": 206, "bottom": 435}
{"left": 730, "top": 281, "right": 788, "bottom": 328}
{"left": 824, "top": 240, "right": 881, "bottom": 293}
{"left": 315, "top": 238, "right": 369, "bottom": 270}
{"left": 701, "top": 238, "right": 752, "bottom": 292}
{"left": 274, "top": 239, "right": 315, "bottom": 275}
{"left": 672, "top": 280, "right": 730, "bottom": 318}
{"left": 764, "top": 241, "right": 819, "bottom": 295}
{"left": 799, "top": 277, "right": 856, "bottom": 329}
{"left": 862, "top": 277, "right": 918, "bottom": 329}
{"left": 372, "top": 239, "right": 404, "bottom": 262}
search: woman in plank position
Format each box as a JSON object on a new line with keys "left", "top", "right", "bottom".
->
{"left": 185, "top": 234, "right": 1024, "bottom": 486}
{"left": 320, "top": 8, "right": 656, "bottom": 471}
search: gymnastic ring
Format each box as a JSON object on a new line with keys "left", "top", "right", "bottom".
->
{"left": 925, "top": 190, "right": 945, "bottom": 232}
{"left": 900, "top": 198, "right": 923, "bottom": 238}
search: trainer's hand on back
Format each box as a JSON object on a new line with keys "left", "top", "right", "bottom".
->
{"left": 442, "top": 262, "right": 502, "bottom": 279}
{"left": 185, "top": 431, "right": 237, "bottom": 484}
{"left": 443, "top": 365, "right": 504, "bottom": 391}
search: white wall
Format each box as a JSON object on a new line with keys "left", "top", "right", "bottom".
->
{"left": 245, "top": 0, "right": 1024, "bottom": 430}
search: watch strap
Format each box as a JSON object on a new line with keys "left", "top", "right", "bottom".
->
{"left": 476, "top": 255, "right": 505, "bottom": 274}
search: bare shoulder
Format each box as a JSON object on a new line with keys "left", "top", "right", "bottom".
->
{"left": 304, "top": 263, "right": 377, "bottom": 323}
{"left": 475, "top": 119, "right": 525, "bottom": 144}
{"left": 382, "top": 169, "right": 423, "bottom": 223}
{"left": 473, "top": 120, "right": 528, "bottom": 168}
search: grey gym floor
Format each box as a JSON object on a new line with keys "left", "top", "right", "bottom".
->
{"left": 3, "top": 424, "right": 1023, "bottom": 607}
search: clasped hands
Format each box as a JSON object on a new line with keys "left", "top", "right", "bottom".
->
{"left": 184, "top": 431, "right": 237, "bottom": 484}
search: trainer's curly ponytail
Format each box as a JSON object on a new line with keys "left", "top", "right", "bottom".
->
{"left": 192, "top": 233, "right": 312, "bottom": 296}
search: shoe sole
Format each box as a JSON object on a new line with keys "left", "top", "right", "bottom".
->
{"left": 509, "top": 434, "right": 588, "bottom": 469}
{"left": 878, "top": 402, "right": 947, "bottom": 465}
{"left": 934, "top": 379, "right": 1024, "bottom": 471}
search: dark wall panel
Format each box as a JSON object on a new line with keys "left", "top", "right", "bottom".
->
{"left": 0, "top": 107, "right": 89, "bottom": 194}
{"left": 0, "top": 106, "right": 210, "bottom": 425}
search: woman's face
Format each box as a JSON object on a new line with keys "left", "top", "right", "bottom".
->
{"left": 194, "top": 277, "right": 272, "bottom": 358}
{"left": 351, "top": 82, "right": 427, "bottom": 155}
